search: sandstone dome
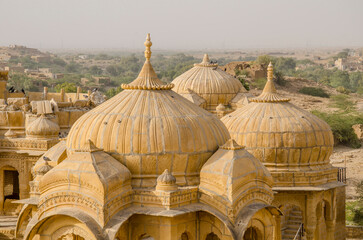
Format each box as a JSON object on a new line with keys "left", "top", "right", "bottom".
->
{"left": 66, "top": 34, "right": 230, "bottom": 187}
{"left": 221, "top": 63, "right": 335, "bottom": 186}
{"left": 39, "top": 140, "right": 132, "bottom": 226}
{"left": 171, "top": 54, "right": 247, "bottom": 112}
{"left": 200, "top": 139, "right": 274, "bottom": 205}
{"left": 26, "top": 114, "right": 60, "bottom": 139}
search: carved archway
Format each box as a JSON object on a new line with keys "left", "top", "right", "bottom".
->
{"left": 51, "top": 225, "right": 90, "bottom": 240}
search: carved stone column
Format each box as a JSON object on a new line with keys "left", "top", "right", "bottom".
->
{"left": 325, "top": 220, "right": 336, "bottom": 240}
{"left": 274, "top": 215, "right": 282, "bottom": 240}
{"left": 0, "top": 170, "right": 3, "bottom": 214}
{"left": 305, "top": 194, "right": 317, "bottom": 240}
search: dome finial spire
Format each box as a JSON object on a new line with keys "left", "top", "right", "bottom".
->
{"left": 202, "top": 54, "right": 210, "bottom": 63}
{"left": 261, "top": 61, "right": 277, "bottom": 94}
{"left": 121, "top": 33, "right": 174, "bottom": 90}
{"left": 249, "top": 62, "right": 290, "bottom": 102}
{"left": 144, "top": 33, "right": 152, "bottom": 61}
{"left": 267, "top": 62, "right": 273, "bottom": 81}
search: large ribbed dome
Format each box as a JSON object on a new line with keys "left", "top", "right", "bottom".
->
{"left": 66, "top": 34, "right": 230, "bottom": 187}
{"left": 172, "top": 54, "right": 247, "bottom": 112}
{"left": 221, "top": 63, "right": 335, "bottom": 186}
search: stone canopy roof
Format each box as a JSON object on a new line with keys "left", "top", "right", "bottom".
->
{"left": 66, "top": 34, "right": 230, "bottom": 188}
{"left": 171, "top": 53, "right": 247, "bottom": 110}
{"left": 221, "top": 63, "right": 335, "bottom": 187}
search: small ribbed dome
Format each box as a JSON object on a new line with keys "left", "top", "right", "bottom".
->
{"left": 221, "top": 64, "right": 334, "bottom": 186}
{"left": 66, "top": 35, "right": 230, "bottom": 188}
{"left": 200, "top": 139, "right": 273, "bottom": 205}
{"left": 26, "top": 115, "right": 60, "bottom": 139}
{"left": 156, "top": 169, "right": 178, "bottom": 191}
{"left": 172, "top": 54, "right": 247, "bottom": 111}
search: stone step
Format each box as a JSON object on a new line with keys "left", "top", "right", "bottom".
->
{"left": 289, "top": 215, "right": 303, "bottom": 220}
{"left": 287, "top": 219, "right": 303, "bottom": 224}
{"left": 282, "top": 233, "right": 296, "bottom": 240}
{"left": 285, "top": 228, "right": 300, "bottom": 234}
{"left": 291, "top": 210, "right": 302, "bottom": 215}
{"left": 286, "top": 222, "right": 301, "bottom": 229}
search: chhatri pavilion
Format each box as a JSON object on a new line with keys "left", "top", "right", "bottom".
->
{"left": 172, "top": 54, "right": 251, "bottom": 117}
{"left": 10, "top": 34, "right": 345, "bottom": 240}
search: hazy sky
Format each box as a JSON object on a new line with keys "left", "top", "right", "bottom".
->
{"left": 1, "top": 0, "right": 362, "bottom": 50}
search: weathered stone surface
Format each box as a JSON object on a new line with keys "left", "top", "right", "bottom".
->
{"left": 353, "top": 124, "right": 363, "bottom": 140}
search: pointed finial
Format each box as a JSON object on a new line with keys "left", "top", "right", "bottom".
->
{"left": 144, "top": 33, "right": 152, "bottom": 61}
{"left": 249, "top": 61, "right": 290, "bottom": 103}
{"left": 121, "top": 34, "right": 174, "bottom": 90}
{"left": 220, "top": 139, "right": 244, "bottom": 150}
{"left": 267, "top": 62, "right": 273, "bottom": 81}
{"left": 76, "top": 139, "right": 102, "bottom": 152}
{"left": 202, "top": 54, "right": 210, "bottom": 63}
{"left": 194, "top": 53, "right": 218, "bottom": 67}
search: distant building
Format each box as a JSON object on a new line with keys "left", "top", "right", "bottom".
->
{"left": 78, "top": 54, "right": 89, "bottom": 60}
{"left": 31, "top": 55, "right": 51, "bottom": 63}
{"left": 4, "top": 64, "right": 25, "bottom": 73}
{"left": 0, "top": 53, "right": 12, "bottom": 62}
{"left": 220, "top": 61, "right": 267, "bottom": 80}
{"left": 335, "top": 58, "right": 347, "bottom": 71}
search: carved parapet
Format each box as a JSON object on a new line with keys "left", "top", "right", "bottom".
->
{"left": 133, "top": 187, "right": 198, "bottom": 210}
{"left": 0, "top": 138, "right": 59, "bottom": 151}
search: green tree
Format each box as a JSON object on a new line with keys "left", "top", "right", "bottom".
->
{"left": 89, "top": 65, "right": 103, "bottom": 75}
{"left": 52, "top": 58, "right": 67, "bottom": 67}
{"left": 255, "top": 55, "right": 275, "bottom": 68}
{"left": 335, "top": 51, "right": 349, "bottom": 59}
{"left": 349, "top": 72, "right": 363, "bottom": 91}
{"left": 55, "top": 82, "right": 77, "bottom": 93}
{"left": 65, "top": 61, "right": 81, "bottom": 73}
{"left": 330, "top": 71, "right": 350, "bottom": 88}
{"left": 274, "top": 57, "right": 296, "bottom": 73}
{"left": 106, "top": 65, "right": 119, "bottom": 76}
{"left": 105, "top": 86, "right": 122, "bottom": 98}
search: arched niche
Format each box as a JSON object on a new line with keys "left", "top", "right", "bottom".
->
{"left": 26, "top": 215, "right": 97, "bottom": 240}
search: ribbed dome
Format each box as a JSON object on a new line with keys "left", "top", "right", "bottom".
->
{"left": 66, "top": 35, "right": 230, "bottom": 187}
{"left": 221, "top": 64, "right": 334, "bottom": 186}
{"left": 200, "top": 139, "right": 273, "bottom": 206}
{"left": 26, "top": 115, "right": 60, "bottom": 139}
{"left": 39, "top": 140, "right": 132, "bottom": 226}
{"left": 172, "top": 54, "right": 247, "bottom": 111}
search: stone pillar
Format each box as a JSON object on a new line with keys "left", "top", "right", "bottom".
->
{"left": 60, "top": 88, "right": 65, "bottom": 102}
{"left": 325, "top": 220, "right": 335, "bottom": 240}
{"left": 0, "top": 169, "right": 3, "bottom": 214}
{"left": 19, "top": 166, "right": 28, "bottom": 199}
{"left": 43, "top": 87, "right": 48, "bottom": 100}
{"left": 76, "top": 87, "right": 81, "bottom": 100}
{"left": 274, "top": 215, "right": 282, "bottom": 240}
{"left": 305, "top": 194, "right": 317, "bottom": 240}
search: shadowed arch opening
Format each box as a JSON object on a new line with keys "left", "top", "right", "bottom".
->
{"left": 243, "top": 227, "right": 260, "bottom": 240}
{"left": 0, "top": 165, "right": 20, "bottom": 215}
{"left": 206, "top": 232, "right": 220, "bottom": 240}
